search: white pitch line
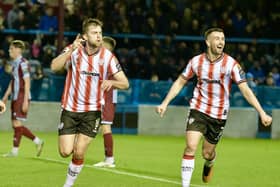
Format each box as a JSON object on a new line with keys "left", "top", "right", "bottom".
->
{"left": 37, "top": 157, "right": 208, "bottom": 187}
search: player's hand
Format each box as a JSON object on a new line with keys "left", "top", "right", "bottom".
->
{"left": 156, "top": 103, "right": 167, "bottom": 118}
{"left": 71, "top": 34, "right": 86, "bottom": 51}
{"left": 0, "top": 100, "right": 6, "bottom": 114}
{"left": 22, "top": 100, "right": 29, "bottom": 113}
{"left": 101, "top": 80, "right": 113, "bottom": 91}
{"left": 260, "top": 113, "right": 272, "bottom": 126}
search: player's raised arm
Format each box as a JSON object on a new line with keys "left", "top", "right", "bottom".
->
{"left": 51, "top": 34, "right": 85, "bottom": 72}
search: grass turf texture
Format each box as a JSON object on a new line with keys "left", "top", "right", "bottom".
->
{"left": 0, "top": 132, "right": 279, "bottom": 187}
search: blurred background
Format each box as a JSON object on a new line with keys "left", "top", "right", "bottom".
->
{"left": 0, "top": 0, "right": 279, "bottom": 138}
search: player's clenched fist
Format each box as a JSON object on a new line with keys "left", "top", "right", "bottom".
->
{"left": 156, "top": 104, "right": 167, "bottom": 118}
{"left": 0, "top": 100, "right": 6, "bottom": 114}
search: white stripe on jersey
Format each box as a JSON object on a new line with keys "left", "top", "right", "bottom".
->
{"left": 11, "top": 56, "right": 31, "bottom": 101}
{"left": 182, "top": 53, "right": 246, "bottom": 119}
{"left": 61, "top": 46, "right": 120, "bottom": 112}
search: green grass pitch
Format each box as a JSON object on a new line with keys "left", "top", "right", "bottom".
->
{"left": 0, "top": 131, "right": 279, "bottom": 187}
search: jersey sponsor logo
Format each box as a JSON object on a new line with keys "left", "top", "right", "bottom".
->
{"left": 201, "top": 78, "right": 221, "bottom": 84}
{"left": 81, "top": 70, "right": 100, "bottom": 77}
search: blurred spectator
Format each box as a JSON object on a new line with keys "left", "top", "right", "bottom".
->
{"left": 246, "top": 72, "right": 257, "bottom": 88}
{"left": 31, "top": 64, "right": 44, "bottom": 100}
{"left": 6, "top": 3, "right": 21, "bottom": 29}
{"left": 13, "top": 10, "right": 28, "bottom": 30}
{"left": 0, "top": 8, "right": 6, "bottom": 30}
{"left": 31, "top": 36, "right": 42, "bottom": 60}
{"left": 248, "top": 61, "right": 266, "bottom": 84}
{"left": 38, "top": 6, "right": 58, "bottom": 31}
{"left": 41, "top": 43, "right": 56, "bottom": 68}
{"left": 265, "top": 73, "right": 276, "bottom": 87}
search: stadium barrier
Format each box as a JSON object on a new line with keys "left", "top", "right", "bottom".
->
{"left": 0, "top": 102, "right": 278, "bottom": 139}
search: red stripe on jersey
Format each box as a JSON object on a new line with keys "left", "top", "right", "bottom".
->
{"left": 217, "top": 54, "right": 228, "bottom": 118}
{"left": 96, "top": 48, "right": 105, "bottom": 110}
{"left": 72, "top": 48, "right": 83, "bottom": 112}
{"left": 205, "top": 62, "right": 214, "bottom": 115}
{"left": 84, "top": 55, "right": 93, "bottom": 111}
{"left": 231, "top": 61, "right": 239, "bottom": 82}
{"left": 194, "top": 54, "right": 205, "bottom": 109}
{"left": 108, "top": 54, "right": 114, "bottom": 77}
{"left": 62, "top": 66, "right": 72, "bottom": 108}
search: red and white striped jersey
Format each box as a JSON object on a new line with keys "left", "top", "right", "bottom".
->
{"left": 11, "top": 56, "right": 31, "bottom": 101}
{"left": 61, "top": 46, "right": 122, "bottom": 112}
{"left": 182, "top": 53, "right": 246, "bottom": 119}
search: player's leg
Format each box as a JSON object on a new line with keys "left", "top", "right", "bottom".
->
{"left": 182, "top": 130, "right": 203, "bottom": 187}
{"left": 201, "top": 117, "right": 226, "bottom": 183}
{"left": 3, "top": 120, "right": 23, "bottom": 157}
{"left": 63, "top": 133, "right": 92, "bottom": 187}
{"left": 63, "top": 110, "right": 100, "bottom": 187}
{"left": 201, "top": 139, "right": 216, "bottom": 183}
{"left": 94, "top": 102, "right": 116, "bottom": 167}
{"left": 94, "top": 124, "right": 115, "bottom": 167}
{"left": 59, "top": 134, "right": 76, "bottom": 157}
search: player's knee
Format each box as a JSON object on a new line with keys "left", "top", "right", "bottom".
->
{"left": 59, "top": 149, "right": 72, "bottom": 158}
{"left": 202, "top": 149, "right": 215, "bottom": 160}
{"left": 185, "top": 144, "right": 197, "bottom": 155}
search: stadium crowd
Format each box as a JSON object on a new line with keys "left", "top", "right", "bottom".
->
{"left": 0, "top": 0, "right": 279, "bottom": 88}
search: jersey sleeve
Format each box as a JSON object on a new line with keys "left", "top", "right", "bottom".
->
{"left": 21, "top": 62, "right": 30, "bottom": 78}
{"left": 61, "top": 45, "right": 72, "bottom": 69}
{"left": 181, "top": 60, "right": 194, "bottom": 80}
{"left": 109, "top": 56, "right": 123, "bottom": 75}
{"left": 231, "top": 63, "right": 247, "bottom": 84}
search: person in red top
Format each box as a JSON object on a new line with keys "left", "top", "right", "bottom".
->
{"left": 1, "top": 40, "right": 44, "bottom": 157}
{"left": 51, "top": 18, "right": 129, "bottom": 187}
{"left": 93, "top": 36, "right": 118, "bottom": 168}
{"left": 156, "top": 28, "right": 272, "bottom": 187}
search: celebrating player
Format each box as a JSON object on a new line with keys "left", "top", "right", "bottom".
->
{"left": 51, "top": 18, "right": 129, "bottom": 187}
{"left": 156, "top": 28, "right": 272, "bottom": 187}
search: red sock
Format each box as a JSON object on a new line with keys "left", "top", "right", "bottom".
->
{"left": 21, "top": 126, "right": 36, "bottom": 140}
{"left": 72, "top": 158, "right": 84, "bottom": 165}
{"left": 103, "top": 133, "right": 113, "bottom": 157}
{"left": 183, "top": 154, "right": 195, "bottom": 160}
{"left": 13, "top": 127, "right": 23, "bottom": 147}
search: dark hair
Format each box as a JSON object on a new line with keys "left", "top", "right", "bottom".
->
{"left": 11, "top": 40, "right": 25, "bottom": 50}
{"left": 204, "top": 28, "right": 224, "bottom": 39}
{"left": 82, "top": 18, "right": 103, "bottom": 34}
{"left": 103, "top": 36, "right": 116, "bottom": 50}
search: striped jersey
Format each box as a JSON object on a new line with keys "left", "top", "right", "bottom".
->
{"left": 61, "top": 46, "right": 122, "bottom": 112}
{"left": 182, "top": 53, "right": 246, "bottom": 119}
{"left": 11, "top": 56, "right": 31, "bottom": 101}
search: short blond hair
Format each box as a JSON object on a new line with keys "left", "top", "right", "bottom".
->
{"left": 11, "top": 40, "right": 25, "bottom": 50}
{"left": 82, "top": 18, "right": 103, "bottom": 34}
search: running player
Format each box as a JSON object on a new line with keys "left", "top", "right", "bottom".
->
{"left": 156, "top": 28, "right": 272, "bottom": 187}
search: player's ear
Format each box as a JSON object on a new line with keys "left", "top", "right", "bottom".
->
{"left": 205, "top": 39, "right": 210, "bottom": 48}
